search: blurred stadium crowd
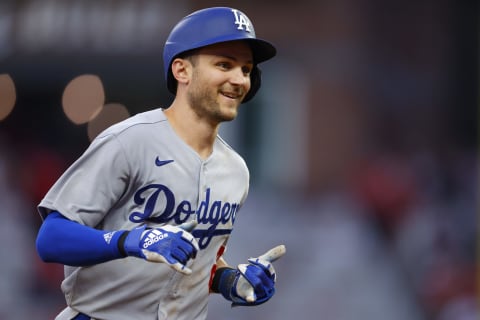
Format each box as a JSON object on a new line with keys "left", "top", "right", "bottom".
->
{"left": 0, "top": 1, "right": 477, "bottom": 319}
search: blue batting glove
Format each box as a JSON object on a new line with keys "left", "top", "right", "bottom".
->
{"left": 121, "top": 221, "right": 199, "bottom": 275}
{"left": 213, "top": 245, "right": 286, "bottom": 306}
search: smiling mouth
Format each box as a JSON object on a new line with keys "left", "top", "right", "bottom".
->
{"left": 221, "top": 91, "right": 242, "bottom": 100}
{"left": 220, "top": 84, "right": 244, "bottom": 99}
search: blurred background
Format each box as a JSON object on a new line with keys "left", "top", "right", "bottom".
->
{"left": 0, "top": 0, "right": 477, "bottom": 319}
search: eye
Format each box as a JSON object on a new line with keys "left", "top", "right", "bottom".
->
{"left": 216, "top": 62, "right": 230, "bottom": 70}
{"left": 242, "top": 65, "right": 252, "bottom": 75}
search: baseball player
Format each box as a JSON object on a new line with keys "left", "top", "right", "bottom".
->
{"left": 35, "top": 7, "right": 285, "bottom": 320}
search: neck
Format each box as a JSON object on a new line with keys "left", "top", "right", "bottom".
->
{"left": 163, "top": 100, "right": 219, "bottom": 160}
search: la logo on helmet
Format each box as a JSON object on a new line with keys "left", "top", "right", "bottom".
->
{"left": 231, "top": 9, "right": 252, "bottom": 32}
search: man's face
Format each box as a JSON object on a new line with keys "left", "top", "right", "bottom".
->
{"left": 186, "top": 41, "right": 253, "bottom": 123}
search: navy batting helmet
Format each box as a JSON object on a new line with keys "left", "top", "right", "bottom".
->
{"left": 163, "top": 7, "right": 276, "bottom": 103}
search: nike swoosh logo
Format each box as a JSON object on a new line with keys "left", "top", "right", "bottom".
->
{"left": 155, "top": 157, "right": 174, "bottom": 167}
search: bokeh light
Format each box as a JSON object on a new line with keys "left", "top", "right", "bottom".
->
{"left": 62, "top": 74, "right": 105, "bottom": 124}
{"left": 0, "top": 74, "right": 16, "bottom": 121}
{"left": 87, "top": 102, "right": 130, "bottom": 141}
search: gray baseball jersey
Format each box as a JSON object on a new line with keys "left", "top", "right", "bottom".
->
{"left": 38, "top": 108, "right": 249, "bottom": 320}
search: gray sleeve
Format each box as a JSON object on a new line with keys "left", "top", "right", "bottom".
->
{"left": 37, "top": 133, "right": 131, "bottom": 227}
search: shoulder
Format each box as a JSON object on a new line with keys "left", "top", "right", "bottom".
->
{"left": 96, "top": 108, "right": 168, "bottom": 139}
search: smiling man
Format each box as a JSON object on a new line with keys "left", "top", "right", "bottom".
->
{"left": 180, "top": 42, "right": 253, "bottom": 121}
{"left": 35, "top": 7, "right": 285, "bottom": 320}
{"left": 166, "top": 41, "right": 254, "bottom": 148}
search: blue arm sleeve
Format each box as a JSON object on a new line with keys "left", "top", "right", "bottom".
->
{"left": 36, "top": 211, "right": 127, "bottom": 266}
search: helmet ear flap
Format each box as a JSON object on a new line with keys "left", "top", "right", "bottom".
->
{"left": 243, "top": 66, "right": 262, "bottom": 103}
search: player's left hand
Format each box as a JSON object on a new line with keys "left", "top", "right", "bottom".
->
{"left": 213, "top": 245, "right": 286, "bottom": 306}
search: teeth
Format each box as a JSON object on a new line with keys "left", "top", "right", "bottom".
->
{"left": 223, "top": 92, "right": 237, "bottom": 99}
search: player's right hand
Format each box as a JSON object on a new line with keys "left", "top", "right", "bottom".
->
{"left": 121, "top": 221, "right": 199, "bottom": 275}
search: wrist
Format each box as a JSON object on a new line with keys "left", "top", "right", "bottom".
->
{"left": 116, "top": 230, "right": 130, "bottom": 257}
{"left": 211, "top": 267, "right": 236, "bottom": 300}
{"left": 119, "top": 225, "right": 147, "bottom": 258}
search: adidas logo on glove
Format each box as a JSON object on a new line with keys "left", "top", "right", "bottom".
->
{"left": 142, "top": 229, "right": 169, "bottom": 248}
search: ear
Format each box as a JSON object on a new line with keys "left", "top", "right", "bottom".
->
{"left": 171, "top": 58, "right": 191, "bottom": 87}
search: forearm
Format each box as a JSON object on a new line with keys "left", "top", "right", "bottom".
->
{"left": 209, "top": 247, "right": 231, "bottom": 293}
{"left": 36, "top": 211, "right": 126, "bottom": 266}
{"left": 216, "top": 256, "right": 229, "bottom": 268}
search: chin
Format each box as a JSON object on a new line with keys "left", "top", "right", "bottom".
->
{"left": 217, "top": 102, "right": 240, "bottom": 121}
{"left": 219, "top": 112, "right": 237, "bottom": 122}
{"left": 215, "top": 108, "right": 238, "bottom": 122}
